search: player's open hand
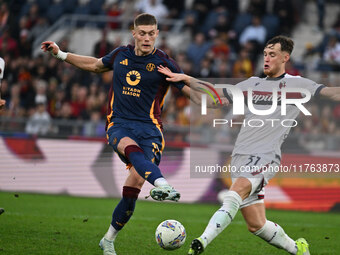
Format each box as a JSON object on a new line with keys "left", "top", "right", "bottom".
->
{"left": 157, "top": 65, "right": 190, "bottom": 84}
{"left": 0, "top": 99, "right": 6, "bottom": 110}
{"left": 41, "top": 41, "right": 59, "bottom": 55}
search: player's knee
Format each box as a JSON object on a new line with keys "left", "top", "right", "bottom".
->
{"left": 125, "top": 168, "right": 145, "bottom": 189}
{"left": 118, "top": 137, "right": 139, "bottom": 155}
{"left": 247, "top": 222, "right": 265, "bottom": 233}
{"left": 230, "top": 178, "right": 252, "bottom": 200}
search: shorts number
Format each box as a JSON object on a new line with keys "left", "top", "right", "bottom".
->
{"left": 246, "top": 155, "right": 261, "bottom": 166}
{"left": 152, "top": 142, "right": 160, "bottom": 155}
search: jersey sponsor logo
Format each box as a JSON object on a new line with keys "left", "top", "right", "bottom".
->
{"left": 279, "top": 81, "right": 286, "bottom": 89}
{"left": 243, "top": 91, "right": 303, "bottom": 105}
{"left": 126, "top": 70, "right": 141, "bottom": 86}
{"left": 122, "top": 86, "right": 141, "bottom": 97}
{"left": 120, "top": 59, "right": 128, "bottom": 65}
{"left": 146, "top": 63, "right": 155, "bottom": 72}
{"left": 203, "top": 85, "right": 312, "bottom": 116}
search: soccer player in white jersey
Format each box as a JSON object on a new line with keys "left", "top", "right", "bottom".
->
{"left": 158, "top": 35, "right": 340, "bottom": 255}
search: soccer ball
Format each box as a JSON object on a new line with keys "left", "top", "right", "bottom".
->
{"left": 155, "top": 219, "right": 186, "bottom": 250}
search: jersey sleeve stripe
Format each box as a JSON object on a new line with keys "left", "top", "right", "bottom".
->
{"left": 314, "top": 84, "right": 326, "bottom": 99}
{"left": 160, "top": 87, "right": 170, "bottom": 108}
{"left": 149, "top": 99, "right": 161, "bottom": 129}
{"left": 106, "top": 85, "right": 115, "bottom": 130}
{"left": 223, "top": 88, "right": 233, "bottom": 103}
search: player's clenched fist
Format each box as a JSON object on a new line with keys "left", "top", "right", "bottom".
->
{"left": 41, "top": 41, "right": 68, "bottom": 61}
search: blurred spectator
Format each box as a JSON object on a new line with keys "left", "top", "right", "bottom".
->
{"left": 29, "top": 17, "right": 49, "bottom": 42}
{"left": 285, "top": 59, "right": 301, "bottom": 76}
{"left": 7, "top": 84, "right": 25, "bottom": 118}
{"left": 322, "top": 36, "right": 340, "bottom": 69}
{"left": 199, "top": 57, "right": 213, "bottom": 78}
{"left": 239, "top": 16, "right": 266, "bottom": 47}
{"left": 192, "top": 0, "right": 212, "bottom": 26}
{"left": 0, "top": 2, "right": 9, "bottom": 33}
{"left": 331, "top": 12, "right": 340, "bottom": 36}
{"left": 158, "top": 36, "right": 172, "bottom": 56}
{"left": 208, "top": 14, "right": 232, "bottom": 38}
{"left": 70, "top": 84, "right": 87, "bottom": 119}
{"left": 83, "top": 110, "right": 106, "bottom": 136}
{"left": 232, "top": 48, "right": 253, "bottom": 78}
{"left": 213, "top": 0, "right": 239, "bottom": 23}
{"left": 0, "top": 79, "right": 9, "bottom": 104}
{"left": 163, "top": 0, "right": 184, "bottom": 19}
{"left": 0, "top": 27, "right": 19, "bottom": 57}
{"left": 239, "top": 15, "right": 266, "bottom": 63}
{"left": 247, "top": 0, "right": 267, "bottom": 17}
{"left": 25, "top": 95, "right": 51, "bottom": 135}
{"left": 320, "top": 105, "right": 333, "bottom": 133}
{"left": 18, "top": 29, "right": 32, "bottom": 57}
{"left": 50, "top": 88, "right": 66, "bottom": 118}
{"left": 135, "top": 0, "right": 169, "bottom": 21}
{"left": 174, "top": 96, "right": 189, "bottom": 125}
{"left": 58, "top": 38, "right": 70, "bottom": 52}
{"left": 273, "top": 0, "right": 295, "bottom": 35}
{"left": 119, "top": 0, "right": 138, "bottom": 28}
{"left": 316, "top": 0, "right": 325, "bottom": 31}
{"left": 215, "top": 61, "right": 231, "bottom": 78}
{"left": 56, "top": 102, "right": 74, "bottom": 136}
{"left": 26, "top": 3, "right": 39, "bottom": 29}
{"left": 94, "top": 29, "right": 113, "bottom": 58}
{"left": 333, "top": 103, "right": 340, "bottom": 124}
{"left": 183, "top": 12, "right": 199, "bottom": 36}
{"left": 106, "top": 2, "right": 122, "bottom": 29}
{"left": 211, "top": 35, "right": 230, "bottom": 59}
{"left": 186, "top": 33, "right": 212, "bottom": 73}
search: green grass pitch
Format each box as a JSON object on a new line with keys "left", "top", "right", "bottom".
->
{"left": 0, "top": 192, "right": 339, "bottom": 255}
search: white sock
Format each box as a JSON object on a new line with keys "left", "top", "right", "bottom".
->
{"left": 200, "top": 191, "right": 242, "bottom": 247}
{"left": 154, "top": 177, "right": 169, "bottom": 187}
{"left": 104, "top": 224, "right": 119, "bottom": 241}
{"left": 253, "top": 220, "right": 297, "bottom": 254}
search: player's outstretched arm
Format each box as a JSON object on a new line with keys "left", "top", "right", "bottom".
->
{"left": 319, "top": 87, "right": 340, "bottom": 101}
{"left": 41, "top": 41, "right": 110, "bottom": 73}
{"left": 158, "top": 65, "right": 228, "bottom": 108}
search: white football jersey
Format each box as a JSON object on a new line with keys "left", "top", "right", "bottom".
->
{"left": 223, "top": 73, "right": 325, "bottom": 156}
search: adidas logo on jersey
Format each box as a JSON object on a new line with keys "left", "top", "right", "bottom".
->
{"left": 120, "top": 59, "right": 128, "bottom": 65}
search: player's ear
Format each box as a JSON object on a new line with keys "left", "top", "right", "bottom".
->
{"left": 283, "top": 52, "right": 290, "bottom": 63}
{"left": 131, "top": 27, "right": 137, "bottom": 39}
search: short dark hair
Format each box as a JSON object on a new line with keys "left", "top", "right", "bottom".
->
{"left": 265, "top": 36, "right": 294, "bottom": 55}
{"left": 134, "top": 13, "right": 157, "bottom": 27}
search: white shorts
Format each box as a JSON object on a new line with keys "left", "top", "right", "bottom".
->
{"left": 231, "top": 152, "right": 281, "bottom": 209}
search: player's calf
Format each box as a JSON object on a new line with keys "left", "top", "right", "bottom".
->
{"left": 253, "top": 220, "right": 299, "bottom": 254}
{"left": 124, "top": 145, "right": 163, "bottom": 184}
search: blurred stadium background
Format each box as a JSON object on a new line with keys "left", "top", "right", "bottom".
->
{"left": 1, "top": 0, "right": 340, "bottom": 215}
